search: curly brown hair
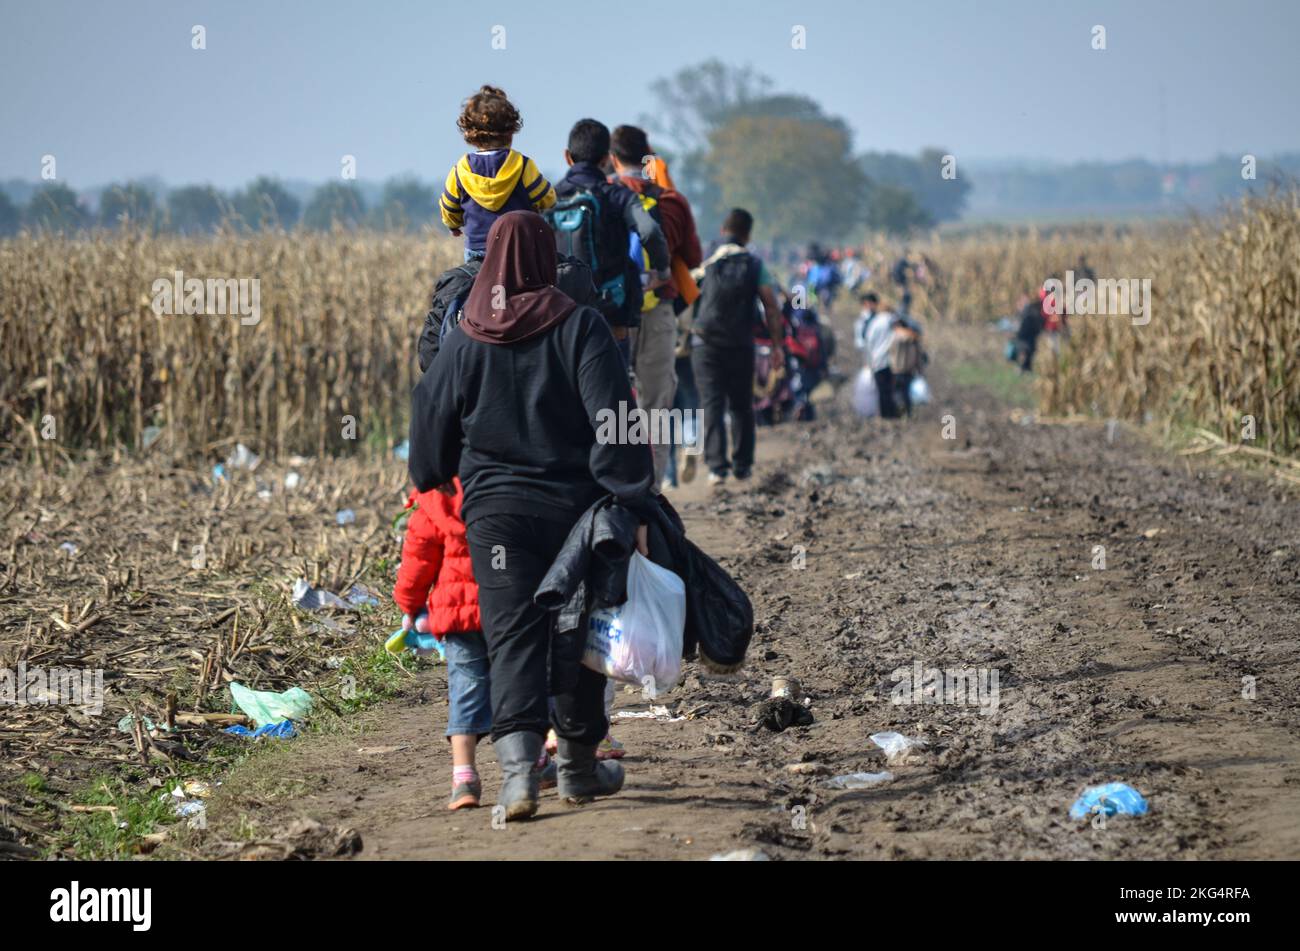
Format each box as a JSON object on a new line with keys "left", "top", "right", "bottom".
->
{"left": 457, "top": 85, "right": 522, "bottom": 148}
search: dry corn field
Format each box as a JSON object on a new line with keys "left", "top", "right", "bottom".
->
{"left": 853, "top": 195, "right": 1299, "bottom": 461}
{"left": 2, "top": 196, "right": 1297, "bottom": 465}
{"left": 1, "top": 231, "right": 461, "bottom": 462}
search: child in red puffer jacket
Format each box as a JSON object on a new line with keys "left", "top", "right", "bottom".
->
{"left": 392, "top": 479, "right": 493, "bottom": 810}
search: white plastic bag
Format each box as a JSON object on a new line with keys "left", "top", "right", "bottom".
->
{"left": 583, "top": 553, "right": 685, "bottom": 692}
{"left": 851, "top": 365, "right": 879, "bottom": 418}
{"left": 909, "top": 375, "right": 932, "bottom": 405}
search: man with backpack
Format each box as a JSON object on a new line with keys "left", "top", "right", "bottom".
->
{"left": 607, "top": 125, "right": 703, "bottom": 487}
{"left": 689, "top": 208, "right": 784, "bottom": 486}
{"left": 547, "top": 119, "right": 669, "bottom": 368}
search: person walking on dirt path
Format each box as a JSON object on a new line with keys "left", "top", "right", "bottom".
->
{"left": 861, "top": 293, "right": 903, "bottom": 418}
{"left": 391, "top": 478, "right": 529, "bottom": 811}
{"left": 891, "top": 251, "right": 917, "bottom": 316}
{"left": 408, "top": 211, "right": 655, "bottom": 820}
{"left": 608, "top": 125, "right": 703, "bottom": 488}
{"left": 550, "top": 119, "right": 670, "bottom": 369}
{"left": 688, "top": 208, "right": 785, "bottom": 486}
{"left": 1015, "top": 288, "right": 1046, "bottom": 373}
{"left": 887, "top": 314, "right": 925, "bottom": 418}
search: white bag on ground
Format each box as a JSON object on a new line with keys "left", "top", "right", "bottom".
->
{"left": 909, "top": 375, "right": 932, "bottom": 405}
{"left": 584, "top": 553, "right": 685, "bottom": 692}
{"left": 852, "top": 365, "right": 879, "bottom": 418}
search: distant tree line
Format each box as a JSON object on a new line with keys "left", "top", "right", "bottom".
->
{"left": 640, "top": 60, "right": 971, "bottom": 241}
{"left": 0, "top": 176, "right": 440, "bottom": 236}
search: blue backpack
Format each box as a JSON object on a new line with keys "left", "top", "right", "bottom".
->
{"left": 545, "top": 188, "right": 626, "bottom": 313}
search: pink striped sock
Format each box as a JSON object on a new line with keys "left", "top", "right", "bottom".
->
{"left": 453, "top": 765, "right": 478, "bottom": 785}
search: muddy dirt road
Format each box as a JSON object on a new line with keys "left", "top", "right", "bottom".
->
{"left": 205, "top": 333, "right": 1300, "bottom": 860}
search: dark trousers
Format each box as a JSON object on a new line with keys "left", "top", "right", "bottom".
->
{"left": 466, "top": 514, "right": 607, "bottom": 745}
{"left": 665, "top": 354, "right": 699, "bottom": 485}
{"left": 893, "top": 371, "right": 914, "bottom": 417}
{"left": 875, "top": 367, "right": 900, "bottom": 419}
{"left": 692, "top": 343, "right": 755, "bottom": 476}
{"left": 1018, "top": 334, "right": 1038, "bottom": 372}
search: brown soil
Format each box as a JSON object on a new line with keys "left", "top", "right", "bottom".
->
{"left": 196, "top": 329, "right": 1300, "bottom": 861}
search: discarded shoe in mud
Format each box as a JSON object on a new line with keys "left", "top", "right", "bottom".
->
{"left": 753, "top": 696, "right": 814, "bottom": 732}
{"left": 1070, "top": 782, "right": 1149, "bottom": 820}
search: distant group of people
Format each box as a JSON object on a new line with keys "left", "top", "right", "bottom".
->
{"left": 393, "top": 85, "right": 787, "bottom": 820}
{"left": 1009, "top": 256, "right": 1088, "bottom": 372}
{"left": 792, "top": 245, "right": 934, "bottom": 321}
{"left": 853, "top": 292, "right": 927, "bottom": 418}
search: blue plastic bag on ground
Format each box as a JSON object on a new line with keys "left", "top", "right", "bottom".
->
{"left": 1070, "top": 782, "right": 1148, "bottom": 819}
{"left": 225, "top": 720, "right": 296, "bottom": 739}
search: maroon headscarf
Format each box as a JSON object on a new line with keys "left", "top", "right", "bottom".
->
{"left": 459, "top": 211, "right": 577, "bottom": 344}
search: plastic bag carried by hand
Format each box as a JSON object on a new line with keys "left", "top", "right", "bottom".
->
{"left": 584, "top": 553, "right": 685, "bottom": 692}
{"left": 852, "top": 366, "right": 879, "bottom": 418}
{"left": 909, "top": 375, "right": 932, "bottom": 405}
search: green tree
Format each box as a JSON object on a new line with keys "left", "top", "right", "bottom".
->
{"left": 98, "top": 182, "right": 157, "bottom": 228}
{"left": 24, "top": 183, "right": 86, "bottom": 232}
{"left": 0, "top": 190, "right": 19, "bottom": 236}
{"left": 303, "top": 182, "right": 367, "bottom": 230}
{"left": 704, "top": 113, "right": 867, "bottom": 243}
{"left": 641, "top": 60, "right": 776, "bottom": 231}
{"left": 166, "top": 185, "right": 227, "bottom": 234}
{"left": 372, "top": 176, "right": 435, "bottom": 231}
{"left": 859, "top": 148, "right": 970, "bottom": 224}
{"left": 233, "top": 177, "right": 300, "bottom": 230}
{"left": 863, "top": 182, "right": 933, "bottom": 236}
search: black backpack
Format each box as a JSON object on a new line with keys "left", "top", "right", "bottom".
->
{"left": 693, "top": 252, "right": 763, "bottom": 348}
{"left": 417, "top": 256, "right": 598, "bottom": 372}
{"left": 418, "top": 260, "right": 482, "bottom": 371}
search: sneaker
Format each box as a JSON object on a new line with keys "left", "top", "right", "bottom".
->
{"left": 707, "top": 471, "right": 727, "bottom": 486}
{"left": 661, "top": 476, "right": 676, "bottom": 492}
{"left": 680, "top": 454, "right": 697, "bottom": 484}
{"left": 733, "top": 467, "right": 752, "bottom": 481}
{"left": 448, "top": 777, "right": 482, "bottom": 810}
{"left": 596, "top": 733, "right": 626, "bottom": 760}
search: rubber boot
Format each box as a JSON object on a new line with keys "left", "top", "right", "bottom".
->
{"left": 494, "top": 731, "right": 543, "bottom": 820}
{"left": 556, "top": 737, "right": 625, "bottom": 805}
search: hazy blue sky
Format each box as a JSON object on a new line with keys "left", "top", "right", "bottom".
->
{"left": 2, "top": 0, "right": 1298, "bottom": 186}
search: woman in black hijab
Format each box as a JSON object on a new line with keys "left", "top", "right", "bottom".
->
{"left": 409, "top": 211, "right": 654, "bottom": 820}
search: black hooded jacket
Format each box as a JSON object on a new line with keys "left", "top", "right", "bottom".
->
{"left": 407, "top": 303, "right": 654, "bottom": 528}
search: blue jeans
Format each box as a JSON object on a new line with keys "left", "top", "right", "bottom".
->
{"left": 444, "top": 631, "right": 492, "bottom": 737}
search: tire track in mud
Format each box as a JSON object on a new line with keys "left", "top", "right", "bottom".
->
{"left": 205, "top": 336, "right": 1300, "bottom": 860}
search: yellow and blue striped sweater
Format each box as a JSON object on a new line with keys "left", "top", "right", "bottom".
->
{"left": 440, "top": 148, "right": 556, "bottom": 251}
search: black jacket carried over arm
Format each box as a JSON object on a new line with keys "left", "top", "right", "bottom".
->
{"left": 535, "top": 491, "right": 754, "bottom": 675}
{"left": 408, "top": 303, "right": 654, "bottom": 528}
